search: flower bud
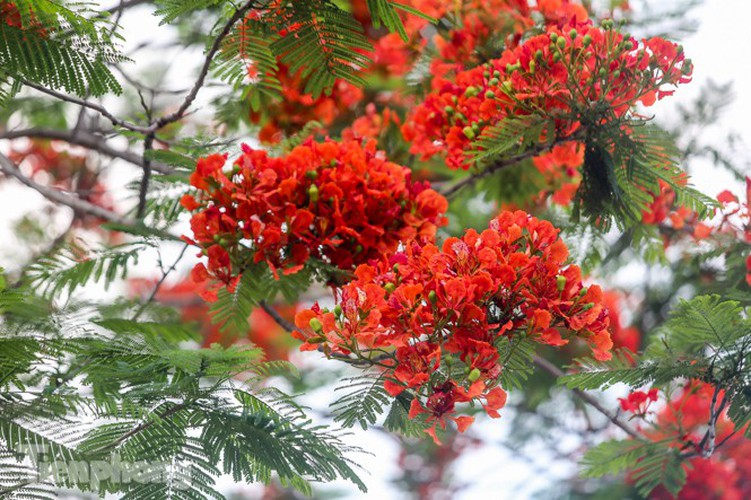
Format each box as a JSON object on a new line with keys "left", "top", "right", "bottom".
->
{"left": 569, "top": 29, "right": 577, "bottom": 40}
{"left": 308, "top": 184, "right": 319, "bottom": 202}
{"left": 556, "top": 275, "right": 567, "bottom": 292}
{"left": 334, "top": 304, "right": 342, "bottom": 317}
{"left": 384, "top": 282, "right": 396, "bottom": 294}
{"left": 501, "top": 81, "right": 514, "bottom": 94}
{"left": 428, "top": 290, "right": 437, "bottom": 304}
{"left": 582, "top": 34, "right": 592, "bottom": 47}
{"left": 488, "top": 77, "right": 499, "bottom": 86}
{"left": 305, "top": 170, "right": 318, "bottom": 180}
{"left": 463, "top": 126, "right": 476, "bottom": 139}
{"left": 309, "top": 317, "right": 323, "bottom": 333}
{"left": 444, "top": 105, "right": 455, "bottom": 114}
{"left": 528, "top": 60, "right": 536, "bottom": 73}
{"left": 468, "top": 368, "right": 482, "bottom": 382}
{"left": 556, "top": 37, "right": 566, "bottom": 49}
{"left": 485, "top": 90, "right": 496, "bottom": 99}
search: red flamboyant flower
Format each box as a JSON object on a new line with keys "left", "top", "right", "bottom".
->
{"left": 248, "top": 64, "right": 364, "bottom": 144}
{"left": 618, "top": 387, "right": 658, "bottom": 416}
{"left": 402, "top": 20, "right": 692, "bottom": 170}
{"left": 602, "top": 291, "right": 641, "bottom": 356}
{"left": 294, "top": 210, "right": 612, "bottom": 441}
{"left": 182, "top": 138, "right": 448, "bottom": 296}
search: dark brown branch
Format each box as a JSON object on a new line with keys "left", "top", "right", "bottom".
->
{"left": 532, "top": 355, "right": 643, "bottom": 440}
{"left": 152, "top": 0, "right": 257, "bottom": 129}
{"left": 0, "top": 127, "right": 174, "bottom": 174}
{"left": 21, "top": 81, "right": 152, "bottom": 134}
{"left": 0, "top": 152, "right": 133, "bottom": 225}
{"left": 137, "top": 133, "right": 155, "bottom": 218}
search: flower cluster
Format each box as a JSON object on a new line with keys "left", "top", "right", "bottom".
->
{"left": 294, "top": 210, "right": 612, "bottom": 441}
{"left": 402, "top": 20, "right": 692, "bottom": 169}
{"left": 182, "top": 138, "right": 448, "bottom": 294}
{"left": 644, "top": 382, "right": 751, "bottom": 500}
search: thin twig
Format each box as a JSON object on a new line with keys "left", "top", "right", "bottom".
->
{"left": 132, "top": 243, "right": 190, "bottom": 321}
{"left": 21, "top": 80, "right": 152, "bottom": 134}
{"left": 153, "top": 0, "right": 257, "bottom": 130}
{"left": 440, "top": 135, "right": 582, "bottom": 199}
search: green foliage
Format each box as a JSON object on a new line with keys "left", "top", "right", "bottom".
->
{"left": 495, "top": 336, "right": 537, "bottom": 391}
{"left": 469, "top": 116, "right": 553, "bottom": 167}
{"left": 568, "top": 292, "right": 751, "bottom": 497}
{"left": 209, "top": 264, "right": 313, "bottom": 334}
{"left": 581, "top": 439, "right": 687, "bottom": 498}
{"left": 271, "top": 1, "right": 372, "bottom": 97}
{"left": 331, "top": 373, "right": 391, "bottom": 430}
{"left": 26, "top": 242, "right": 149, "bottom": 297}
{"left": 0, "top": 0, "right": 124, "bottom": 98}
{"left": 576, "top": 125, "right": 718, "bottom": 230}
{"left": 560, "top": 350, "right": 700, "bottom": 392}
{"left": 0, "top": 285, "right": 365, "bottom": 497}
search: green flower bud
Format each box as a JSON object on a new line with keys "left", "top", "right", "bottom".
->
{"left": 334, "top": 304, "right": 342, "bottom": 317}
{"left": 569, "top": 29, "right": 577, "bottom": 40}
{"left": 305, "top": 170, "right": 318, "bottom": 180}
{"left": 485, "top": 90, "right": 496, "bottom": 99}
{"left": 623, "top": 40, "right": 634, "bottom": 51}
{"left": 493, "top": 70, "right": 501, "bottom": 78}
{"left": 556, "top": 37, "right": 566, "bottom": 48}
{"left": 501, "top": 81, "right": 514, "bottom": 94}
{"left": 444, "top": 105, "right": 455, "bottom": 114}
{"left": 535, "top": 49, "right": 543, "bottom": 60}
{"left": 598, "top": 67, "right": 607, "bottom": 78}
{"left": 553, "top": 52, "right": 562, "bottom": 63}
{"left": 355, "top": 244, "right": 363, "bottom": 254}
{"left": 489, "top": 77, "right": 500, "bottom": 86}
{"left": 550, "top": 32, "right": 559, "bottom": 42}
{"left": 309, "top": 317, "right": 323, "bottom": 333}
{"left": 529, "top": 60, "right": 536, "bottom": 73}
{"left": 682, "top": 59, "right": 693, "bottom": 75}
{"left": 428, "top": 290, "right": 437, "bottom": 304}
{"left": 468, "top": 368, "right": 482, "bottom": 382}
{"left": 384, "top": 282, "right": 396, "bottom": 294}
{"left": 308, "top": 184, "right": 319, "bottom": 202}
{"left": 463, "top": 126, "right": 476, "bottom": 139}
{"left": 465, "top": 86, "right": 479, "bottom": 97}
{"left": 582, "top": 34, "right": 592, "bottom": 47}
{"left": 392, "top": 263, "right": 399, "bottom": 273}
{"left": 556, "top": 275, "right": 567, "bottom": 292}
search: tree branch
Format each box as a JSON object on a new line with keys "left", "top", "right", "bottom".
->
{"left": 0, "top": 152, "right": 133, "bottom": 225}
{"left": 0, "top": 127, "right": 174, "bottom": 174}
{"left": 21, "top": 80, "right": 153, "bottom": 134}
